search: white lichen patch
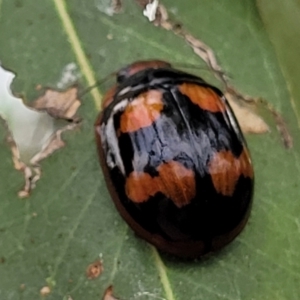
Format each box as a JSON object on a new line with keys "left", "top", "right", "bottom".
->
{"left": 95, "top": 0, "right": 116, "bottom": 16}
{"left": 0, "top": 65, "right": 81, "bottom": 198}
{"left": 56, "top": 63, "right": 80, "bottom": 89}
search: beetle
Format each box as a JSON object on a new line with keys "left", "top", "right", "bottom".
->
{"left": 95, "top": 60, "right": 254, "bottom": 258}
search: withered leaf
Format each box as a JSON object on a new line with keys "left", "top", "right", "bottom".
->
{"left": 225, "top": 93, "right": 270, "bottom": 134}
{"left": 32, "top": 86, "right": 81, "bottom": 121}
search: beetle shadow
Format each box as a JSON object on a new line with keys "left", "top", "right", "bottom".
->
{"left": 156, "top": 239, "right": 242, "bottom": 267}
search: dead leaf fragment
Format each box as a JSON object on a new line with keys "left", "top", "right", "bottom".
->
{"left": 103, "top": 286, "right": 119, "bottom": 300}
{"left": 0, "top": 65, "right": 81, "bottom": 198}
{"left": 32, "top": 87, "right": 81, "bottom": 121}
{"left": 86, "top": 259, "right": 103, "bottom": 279}
{"left": 225, "top": 93, "right": 269, "bottom": 134}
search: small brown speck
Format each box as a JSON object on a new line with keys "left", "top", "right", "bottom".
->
{"left": 35, "top": 84, "right": 42, "bottom": 90}
{"left": 18, "top": 190, "right": 29, "bottom": 198}
{"left": 0, "top": 257, "right": 5, "bottom": 263}
{"left": 107, "top": 34, "right": 113, "bottom": 40}
{"left": 112, "top": 0, "right": 123, "bottom": 13}
{"left": 32, "top": 212, "right": 38, "bottom": 217}
{"left": 20, "top": 284, "right": 26, "bottom": 291}
{"left": 103, "top": 285, "right": 119, "bottom": 300}
{"left": 86, "top": 259, "right": 103, "bottom": 279}
{"left": 40, "top": 286, "right": 51, "bottom": 296}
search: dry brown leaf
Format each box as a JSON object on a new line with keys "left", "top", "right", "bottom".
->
{"left": 32, "top": 87, "right": 81, "bottom": 121}
{"left": 16, "top": 87, "right": 81, "bottom": 198}
{"left": 225, "top": 93, "right": 269, "bottom": 134}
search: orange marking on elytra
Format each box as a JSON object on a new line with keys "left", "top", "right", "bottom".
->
{"left": 157, "top": 161, "right": 196, "bottom": 207}
{"left": 179, "top": 83, "right": 225, "bottom": 113}
{"left": 120, "top": 90, "right": 164, "bottom": 133}
{"left": 125, "top": 161, "right": 196, "bottom": 208}
{"left": 208, "top": 148, "right": 253, "bottom": 196}
{"left": 125, "top": 172, "right": 156, "bottom": 203}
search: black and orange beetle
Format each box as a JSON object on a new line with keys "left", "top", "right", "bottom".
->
{"left": 95, "top": 60, "right": 254, "bottom": 258}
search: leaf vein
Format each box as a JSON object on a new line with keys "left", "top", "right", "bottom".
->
{"left": 50, "top": 186, "right": 98, "bottom": 279}
{"left": 152, "top": 247, "right": 176, "bottom": 300}
{"left": 53, "top": 0, "right": 102, "bottom": 109}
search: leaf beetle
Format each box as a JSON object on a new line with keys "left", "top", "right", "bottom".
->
{"left": 95, "top": 60, "right": 254, "bottom": 258}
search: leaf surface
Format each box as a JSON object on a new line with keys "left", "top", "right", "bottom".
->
{"left": 0, "top": 1, "right": 299, "bottom": 299}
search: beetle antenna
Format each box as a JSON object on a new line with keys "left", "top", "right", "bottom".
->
{"left": 78, "top": 72, "right": 117, "bottom": 98}
{"left": 174, "top": 62, "right": 228, "bottom": 77}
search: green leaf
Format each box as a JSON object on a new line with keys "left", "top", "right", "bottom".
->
{"left": 256, "top": 0, "right": 300, "bottom": 127}
{"left": 0, "top": 1, "right": 299, "bottom": 299}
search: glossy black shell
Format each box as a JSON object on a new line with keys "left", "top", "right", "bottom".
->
{"left": 95, "top": 65, "right": 254, "bottom": 258}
